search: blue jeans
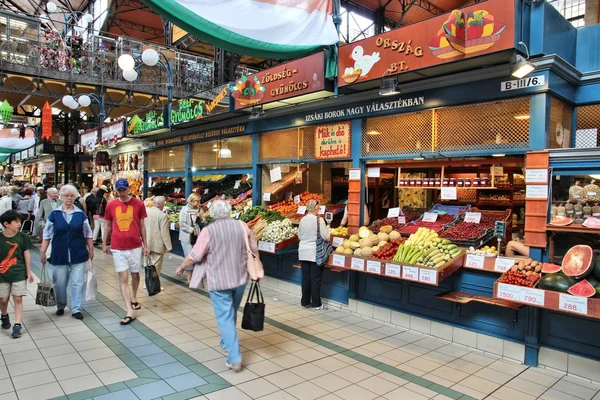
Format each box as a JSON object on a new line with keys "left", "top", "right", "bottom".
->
{"left": 52, "top": 262, "right": 86, "bottom": 313}
{"left": 209, "top": 284, "right": 246, "bottom": 364}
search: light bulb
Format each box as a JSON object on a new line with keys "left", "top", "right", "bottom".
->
{"left": 78, "top": 95, "right": 91, "bottom": 107}
{"left": 46, "top": 2, "right": 57, "bottom": 13}
{"left": 142, "top": 49, "right": 159, "bottom": 67}
{"left": 118, "top": 54, "right": 135, "bottom": 71}
{"left": 123, "top": 69, "right": 138, "bottom": 82}
{"left": 83, "top": 14, "right": 94, "bottom": 24}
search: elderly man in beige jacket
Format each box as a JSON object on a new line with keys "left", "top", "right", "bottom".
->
{"left": 144, "top": 196, "right": 172, "bottom": 291}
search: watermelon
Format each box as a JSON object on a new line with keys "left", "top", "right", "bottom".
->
{"left": 587, "top": 277, "right": 599, "bottom": 287}
{"left": 594, "top": 282, "right": 600, "bottom": 298}
{"left": 568, "top": 280, "right": 596, "bottom": 298}
{"left": 538, "top": 274, "right": 576, "bottom": 293}
{"left": 550, "top": 216, "right": 573, "bottom": 226}
{"left": 592, "top": 250, "right": 600, "bottom": 281}
{"left": 542, "top": 263, "right": 562, "bottom": 274}
{"left": 562, "top": 245, "right": 594, "bottom": 279}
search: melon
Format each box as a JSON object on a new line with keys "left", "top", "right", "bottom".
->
{"left": 389, "top": 231, "right": 401, "bottom": 241}
{"left": 538, "top": 274, "right": 576, "bottom": 293}
{"left": 353, "top": 248, "right": 362, "bottom": 256}
{"left": 335, "top": 246, "right": 345, "bottom": 254}
{"left": 349, "top": 234, "right": 359, "bottom": 242}
{"left": 343, "top": 240, "right": 351, "bottom": 249}
{"left": 377, "top": 232, "right": 390, "bottom": 242}
{"left": 378, "top": 241, "right": 387, "bottom": 248}
{"left": 358, "top": 227, "right": 371, "bottom": 239}
{"left": 369, "top": 234, "right": 380, "bottom": 246}
{"left": 379, "top": 225, "right": 393, "bottom": 234}
{"left": 349, "top": 241, "right": 361, "bottom": 250}
{"left": 541, "top": 263, "right": 562, "bottom": 274}
{"left": 372, "top": 246, "right": 380, "bottom": 253}
{"left": 562, "top": 245, "right": 594, "bottom": 279}
{"left": 359, "top": 238, "right": 372, "bottom": 248}
{"left": 568, "top": 279, "right": 596, "bottom": 298}
{"left": 594, "top": 282, "right": 600, "bottom": 298}
{"left": 361, "top": 248, "right": 373, "bottom": 257}
{"left": 344, "top": 248, "right": 353, "bottom": 255}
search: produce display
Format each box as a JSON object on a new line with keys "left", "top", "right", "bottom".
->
{"left": 497, "top": 269, "right": 541, "bottom": 288}
{"left": 335, "top": 227, "right": 402, "bottom": 257}
{"left": 372, "top": 239, "right": 405, "bottom": 260}
{"left": 466, "top": 245, "right": 497, "bottom": 257}
{"left": 400, "top": 213, "right": 456, "bottom": 235}
{"left": 331, "top": 226, "right": 349, "bottom": 236}
{"left": 369, "top": 218, "right": 406, "bottom": 233}
{"left": 266, "top": 192, "right": 325, "bottom": 214}
{"left": 562, "top": 245, "right": 594, "bottom": 279}
{"left": 263, "top": 168, "right": 307, "bottom": 196}
{"left": 195, "top": 174, "right": 227, "bottom": 182}
{"left": 550, "top": 215, "right": 574, "bottom": 226}
{"left": 261, "top": 219, "right": 298, "bottom": 243}
{"left": 392, "top": 228, "right": 460, "bottom": 268}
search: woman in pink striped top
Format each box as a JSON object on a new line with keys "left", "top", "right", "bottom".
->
{"left": 176, "top": 199, "right": 258, "bottom": 372}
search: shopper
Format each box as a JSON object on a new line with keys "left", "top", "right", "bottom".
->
{"left": 32, "top": 187, "right": 45, "bottom": 241}
{"left": 103, "top": 178, "right": 150, "bottom": 325}
{"left": 506, "top": 240, "right": 530, "bottom": 257}
{"left": 298, "top": 199, "right": 330, "bottom": 311}
{"left": 0, "top": 210, "right": 34, "bottom": 338}
{"left": 37, "top": 188, "right": 61, "bottom": 231}
{"left": 144, "top": 195, "right": 172, "bottom": 289}
{"left": 178, "top": 192, "right": 201, "bottom": 283}
{"left": 92, "top": 186, "right": 109, "bottom": 245}
{"left": 40, "top": 185, "right": 94, "bottom": 320}
{"left": 176, "top": 200, "right": 257, "bottom": 372}
{"left": 9, "top": 186, "right": 22, "bottom": 210}
{"left": 0, "top": 187, "right": 12, "bottom": 218}
{"left": 16, "top": 188, "right": 34, "bottom": 226}
{"left": 340, "top": 203, "right": 371, "bottom": 226}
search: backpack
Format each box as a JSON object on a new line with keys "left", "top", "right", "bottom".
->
{"left": 74, "top": 196, "right": 85, "bottom": 211}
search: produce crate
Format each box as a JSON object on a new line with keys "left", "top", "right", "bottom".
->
{"left": 441, "top": 208, "right": 511, "bottom": 247}
{"left": 447, "top": 230, "right": 494, "bottom": 248}
{"left": 429, "top": 204, "right": 471, "bottom": 216}
{"left": 493, "top": 279, "right": 600, "bottom": 319}
{"left": 399, "top": 213, "right": 458, "bottom": 236}
{"left": 326, "top": 249, "right": 465, "bottom": 286}
{"left": 469, "top": 208, "right": 512, "bottom": 223}
{"left": 257, "top": 236, "right": 300, "bottom": 254}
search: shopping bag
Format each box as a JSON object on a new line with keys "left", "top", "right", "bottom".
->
{"left": 85, "top": 262, "right": 97, "bottom": 302}
{"left": 35, "top": 263, "right": 56, "bottom": 307}
{"left": 144, "top": 258, "right": 161, "bottom": 296}
{"left": 315, "top": 218, "right": 333, "bottom": 266}
{"left": 242, "top": 281, "right": 265, "bottom": 332}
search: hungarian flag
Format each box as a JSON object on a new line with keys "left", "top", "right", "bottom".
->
{"left": 142, "top": 0, "right": 339, "bottom": 59}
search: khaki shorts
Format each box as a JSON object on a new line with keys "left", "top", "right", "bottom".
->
{"left": 0, "top": 280, "right": 27, "bottom": 298}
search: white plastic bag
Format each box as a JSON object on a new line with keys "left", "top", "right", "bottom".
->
{"left": 85, "top": 262, "right": 97, "bottom": 302}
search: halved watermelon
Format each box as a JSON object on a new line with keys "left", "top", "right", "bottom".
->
{"left": 568, "top": 279, "right": 596, "bottom": 298}
{"left": 550, "top": 216, "right": 574, "bottom": 226}
{"left": 562, "top": 245, "right": 594, "bottom": 279}
{"left": 542, "top": 263, "right": 562, "bottom": 274}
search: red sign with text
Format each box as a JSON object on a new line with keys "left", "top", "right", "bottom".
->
{"left": 41, "top": 101, "right": 52, "bottom": 141}
{"left": 338, "top": 0, "right": 515, "bottom": 86}
{"left": 315, "top": 122, "right": 351, "bottom": 160}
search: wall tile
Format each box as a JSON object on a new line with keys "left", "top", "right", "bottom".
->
{"left": 390, "top": 311, "right": 410, "bottom": 329}
{"left": 568, "top": 354, "right": 600, "bottom": 382}
{"left": 453, "top": 327, "right": 477, "bottom": 348}
{"left": 373, "top": 306, "right": 391, "bottom": 323}
{"left": 347, "top": 299, "right": 358, "bottom": 313}
{"left": 356, "top": 301, "right": 374, "bottom": 318}
{"left": 539, "top": 347, "right": 568, "bottom": 372}
{"left": 430, "top": 321, "right": 453, "bottom": 341}
{"left": 477, "top": 334, "right": 503, "bottom": 357}
{"left": 503, "top": 341, "right": 525, "bottom": 363}
{"left": 410, "top": 316, "right": 431, "bottom": 335}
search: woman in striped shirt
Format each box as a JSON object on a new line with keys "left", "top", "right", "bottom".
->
{"left": 176, "top": 200, "right": 258, "bottom": 372}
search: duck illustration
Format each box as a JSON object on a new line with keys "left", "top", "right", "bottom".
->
{"left": 350, "top": 46, "right": 380, "bottom": 77}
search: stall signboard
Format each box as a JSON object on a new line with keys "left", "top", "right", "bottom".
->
{"left": 230, "top": 52, "right": 325, "bottom": 110}
{"left": 102, "top": 120, "right": 125, "bottom": 143}
{"left": 80, "top": 128, "right": 99, "bottom": 149}
{"left": 41, "top": 101, "right": 52, "bottom": 141}
{"left": 27, "top": 147, "right": 35, "bottom": 159}
{"left": 128, "top": 110, "right": 164, "bottom": 135}
{"left": 38, "top": 162, "right": 54, "bottom": 174}
{"left": 337, "top": 0, "right": 515, "bottom": 87}
{"left": 315, "top": 122, "right": 351, "bottom": 160}
{"left": 37, "top": 143, "right": 74, "bottom": 155}
{"left": 170, "top": 98, "right": 204, "bottom": 126}
{"left": 152, "top": 124, "right": 246, "bottom": 147}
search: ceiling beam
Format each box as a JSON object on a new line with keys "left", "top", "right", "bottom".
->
{"left": 110, "top": 18, "right": 164, "bottom": 37}
{"left": 1, "top": 0, "right": 28, "bottom": 14}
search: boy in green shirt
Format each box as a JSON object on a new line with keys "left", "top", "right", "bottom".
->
{"left": 0, "top": 210, "right": 33, "bottom": 338}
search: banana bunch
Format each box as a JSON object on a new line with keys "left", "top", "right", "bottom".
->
{"left": 416, "top": 239, "right": 461, "bottom": 269}
{"left": 404, "top": 228, "right": 439, "bottom": 249}
{"left": 392, "top": 228, "right": 461, "bottom": 268}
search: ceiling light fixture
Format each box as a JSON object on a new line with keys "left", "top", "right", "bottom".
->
{"left": 249, "top": 105, "right": 265, "bottom": 120}
{"left": 366, "top": 130, "right": 382, "bottom": 135}
{"left": 492, "top": 153, "right": 506, "bottom": 157}
{"left": 379, "top": 76, "right": 400, "bottom": 96}
{"left": 413, "top": 157, "right": 425, "bottom": 161}
{"left": 218, "top": 141, "right": 232, "bottom": 158}
{"left": 511, "top": 42, "right": 535, "bottom": 79}
{"left": 514, "top": 115, "right": 530, "bottom": 120}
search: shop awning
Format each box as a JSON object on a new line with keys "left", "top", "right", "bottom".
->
{"left": 141, "top": 0, "right": 339, "bottom": 59}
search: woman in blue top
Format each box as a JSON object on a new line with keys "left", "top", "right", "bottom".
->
{"left": 40, "top": 185, "right": 94, "bottom": 320}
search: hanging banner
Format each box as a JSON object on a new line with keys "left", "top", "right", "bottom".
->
{"left": 230, "top": 52, "right": 325, "bottom": 110}
{"left": 128, "top": 110, "right": 164, "bottom": 135}
{"left": 41, "top": 102, "right": 53, "bottom": 141}
{"left": 170, "top": 98, "right": 204, "bottom": 126}
{"left": 338, "top": 0, "right": 515, "bottom": 87}
{"left": 80, "top": 128, "right": 99, "bottom": 148}
{"left": 314, "top": 122, "right": 351, "bottom": 160}
{"left": 101, "top": 120, "right": 125, "bottom": 143}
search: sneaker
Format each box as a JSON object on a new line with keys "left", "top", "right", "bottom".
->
{"left": 301, "top": 304, "right": 312, "bottom": 309}
{"left": 11, "top": 323, "right": 21, "bottom": 338}
{"left": 72, "top": 312, "right": 84, "bottom": 320}
{"left": 56, "top": 309, "right": 64, "bottom": 316}
{"left": 312, "top": 305, "right": 328, "bottom": 311}
{"left": 226, "top": 361, "right": 242, "bottom": 372}
{"left": 1, "top": 314, "right": 10, "bottom": 329}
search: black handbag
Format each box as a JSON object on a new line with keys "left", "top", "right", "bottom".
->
{"left": 242, "top": 281, "right": 265, "bottom": 332}
{"left": 144, "top": 258, "right": 161, "bottom": 296}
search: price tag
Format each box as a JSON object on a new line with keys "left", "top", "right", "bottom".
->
{"left": 494, "top": 257, "right": 515, "bottom": 273}
{"left": 419, "top": 269, "right": 438, "bottom": 285}
{"left": 464, "top": 212, "right": 482, "bottom": 224}
{"left": 441, "top": 187, "right": 457, "bottom": 200}
{"left": 331, "top": 254, "right": 346, "bottom": 267}
{"left": 387, "top": 208, "right": 400, "bottom": 218}
{"left": 207, "top": 201, "right": 212, "bottom": 209}
{"left": 263, "top": 192, "right": 271, "bottom": 202}
{"left": 294, "top": 195, "right": 301, "bottom": 204}
{"left": 402, "top": 266, "right": 419, "bottom": 281}
{"left": 258, "top": 241, "right": 276, "bottom": 253}
{"left": 297, "top": 206, "right": 307, "bottom": 214}
{"left": 204, "top": 189, "right": 209, "bottom": 194}
{"left": 559, "top": 293, "right": 588, "bottom": 315}
{"left": 422, "top": 212, "right": 438, "bottom": 223}
{"left": 465, "top": 254, "right": 485, "bottom": 269}
{"left": 385, "top": 264, "right": 401, "bottom": 278}
{"left": 318, "top": 206, "right": 326, "bottom": 215}
{"left": 398, "top": 216, "right": 406, "bottom": 224}
{"left": 526, "top": 185, "right": 548, "bottom": 199}
{"left": 368, "top": 167, "right": 380, "bottom": 178}
{"left": 525, "top": 169, "right": 548, "bottom": 184}
{"left": 351, "top": 258, "right": 365, "bottom": 271}
{"left": 349, "top": 169, "right": 361, "bottom": 181}
{"left": 234, "top": 180, "right": 241, "bottom": 189}
{"left": 520, "top": 287, "right": 545, "bottom": 306}
{"left": 170, "top": 223, "right": 176, "bottom": 230}
{"left": 270, "top": 167, "right": 282, "bottom": 183}
{"left": 497, "top": 283, "right": 521, "bottom": 301}
{"left": 366, "top": 260, "right": 382, "bottom": 274}
{"left": 332, "top": 237, "right": 345, "bottom": 247}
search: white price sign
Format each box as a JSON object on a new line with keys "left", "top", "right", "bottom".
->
{"left": 294, "top": 195, "right": 301, "bottom": 204}
{"left": 258, "top": 241, "right": 276, "bottom": 253}
{"left": 204, "top": 189, "right": 209, "bottom": 194}
{"left": 441, "top": 187, "right": 457, "bottom": 200}
{"left": 270, "top": 167, "right": 282, "bottom": 183}
{"left": 526, "top": 185, "right": 549, "bottom": 199}
{"left": 520, "top": 287, "right": 545, "bottom": 306}
{"left": 331, "top": 254, "right": 346, "bottom": 267}
{"left": 170, "top": 223, "right": 176, "bottom": 230}
{"left": 559, "top": 293, "right": 588, "bottom": 315}
{"left": 319, "top": 206, "right": 326, "bottom": 215}
{"left": 497, "top": 283, "right": 521, "bottom": 301}
{"left": 525, "top": 169, "right": 548, "bottom": 184}
{"left": 464, "top": 212, "right": 482, "bottom": 224}
{"left": 297, "top": 206, "right": 307, "bottom": 214}
{"left": 494, "top": 258, "right": 515, "bottom": 273}
{"left": 419, "top": 269, "right": 438, "bottom": 285}
{"left": 234, "top": 180, "right": 241, "bottom": 189}
{"left": 465, "top": 254, "right": 485, "bottom": 269}
{"left": 422, "top": 212, "right": 438, "bottom": 223}
{"left": 366, "top": 260, "right": 382, "bottom": 274}
{"left": 402, "top": 266, "right": 419, "bottom": 281}
{"left": 385, "top": 264, "right": 401, "bottom": 278}
{"left": 207, "top": 201, "right": 212, "bottom": 209}
{"left": 387, "top": 208, "right": 400, "bottom": 218}
{"left": 263, "top": 192, "right": 271, "bottom": 202}
{"left": 349, "top": 169, "right": 361, "bottom": 181}
{"left": 367, "top": 167, "right": 380, "bottom": 178}
{"left": 398, "top": 216, "right": 406, "bottom": 224}
{"left": 332, "top": 237, "right": 345, "bottom": 247}
{"left": 351, "top": 258, "right": 365, "bottom": 271}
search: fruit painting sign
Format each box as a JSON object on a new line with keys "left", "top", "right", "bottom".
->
{"left": 315, "top": 122, "right": 351, "bottom": 160}
{"left": 230, "top": 52, "right": 325, "bottom": 110}
{"left": 338, "top": 0, "right": 514, "bottom": 86}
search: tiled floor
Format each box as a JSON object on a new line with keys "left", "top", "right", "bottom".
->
{"left": 0, "top": 246, "right": 599, "bottom": 400}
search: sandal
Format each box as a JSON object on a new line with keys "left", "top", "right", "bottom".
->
{"left": 131, "top": 302, "right": 142, "bottom": 310}
{"left": 120, "top": 316, "right": 136, "bottom": 325}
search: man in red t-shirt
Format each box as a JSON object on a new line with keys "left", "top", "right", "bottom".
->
{"left": 103, "top": 178, "right": 150, "bottom": 325}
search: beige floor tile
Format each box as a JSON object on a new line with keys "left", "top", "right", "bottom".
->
{"left": 237, "top": 377, "right": 284, "bottom": 398}
{"left": 474, "top": 366, "right": 516, "bottom": 385}
{"left": 255, "top": 389, "right": 298, "bottom": 399}
{"left": 245, "top": 360, "right": 285, "bottom": 377}
{"left": 460, "top": 351, "right": 499, "bottom": 366}
{"left": 404, "top": 356, "right": 443, "bottom": 373}
{"left": 218, "top": 367, "right": 259, "bottom": 385}
{"left": 274, "top": 340, "right": 308, "bottom": 353}
{"left": 253, "top": 345, "right": 288, "bottom": 359}
{"left": 436, "top": 345, "right": 471, "bottom": 358}
{"left": 312, "top": 373, "right": 352, "bottom": 392}
{"left": 79, "top": 346, "right": 116, "bottom": 362}
{"left": 206, "top": 386, "right": 252, "bottom": 400}
{"left": 39, "top": 343, "right": 77, "bottom": 358}
{"left": 87, "top": 356, "right": 127, "bottom": 373}
{"left": 492, "top": 386, "right": 538, "bottom": 400}
{"left": 451, "top": 384, "right": 487, "bottom": 400}
{"left": 203, "top": 358, "right": 232, "bottom": 374}
{"left": 311, "top": 357, "right": 348, "bottom": 372}
{"left": 422, "top": 373, "right": 456, "bottom": 388}
{"left": 507, "top": 377, "right": 551, "bottom": 397}
{"left": 357, "top": 375, "right": 400, "bottom": 396}
{"left": 284, "top": 381, "right": 327, "bottom": 400}
{"left": 292, "top": 348, "right": 327, "bottom": 363}
{"left": 189, "top": 348, "right": 224, "bottom": 363}
{"left": 13, "top": 381, "right": 63, "bottom": 400}
{"left": 359, "top": 341, "right": 394, "bottom": 355}
{"left": 541, "top": 388, "right": 586, "bottom": 400}
{"left": 265, "top": 370, "right": 305, "bottom": 389}
{"left": 240, "top": 337, "right": 271, "bottom": 350}
{"left": 333, "top": 364, "right": 374, "bottom": 382}
{"left": 52, "top": 362, "right": 94, "bottom": 380}
{"left": 520, "top": 368, "right": 563, "bottom": 387}
{"left": 289, "top": 363, "right": 327, "bottom": 380}
{"left": 334, "top": 384, "right": 378, "bottom": 400}
{"left": 395, "top": 363, "right": 427, "bottom": 377}
{"left": 0, "top": 366, "right": 8, "bottom": 380}
{"left": 0, "top": 379, "right": 13, "bottom": 395}
{"left": 270, "top": 354, "right": 305, "bottom": 369}
{"left": 11, "top": 369, "right": 56, "bottom": 390}
{"left": 6, "top": 359, "right": 48, "bottom": 377}
{"left": 2, "top": 349, "right": 43, "bottom": 365}
{"left": 552, "top": 379, "right": 599, "bottom": 400}
{"left": 445, "top": 358, "right": 484, "bottom": 374}
{"left": 71, "top": 338, "right": 109, "bottom": 352}
{"left": 433, "top": 395, "right": 454, "bottom": 400}
{"left": 1, "top": 340, "right": 37, "bottom": 354}
{"left": 35, "top": 335, "right": 70, "bottom": 348}
{"left": 458, "top": 375, "right": 501, "bottom": 395}
{"left": 383, "top": 386, "right": 429, "bottom": 400}
{"left": 241, "top": 350, "right": 266, "bottom": 365}
{"left": 429, "top": 365, "right": 470, "bottom": 383}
